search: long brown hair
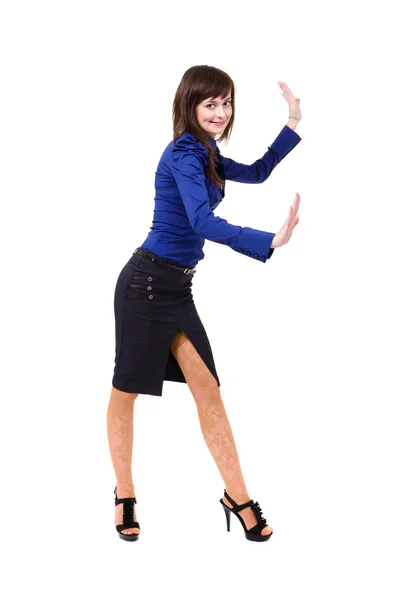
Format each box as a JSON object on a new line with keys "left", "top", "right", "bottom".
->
{"left": 172, "top": 65, "right": 235, "bottom": 188}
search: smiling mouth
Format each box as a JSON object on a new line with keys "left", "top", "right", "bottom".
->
{"left": 210, "top": 121, "right": 225, "bottom": 125}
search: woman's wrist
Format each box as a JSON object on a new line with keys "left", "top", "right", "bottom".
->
{"left": 286, "top": 117, "right": 299, "bottom": 131}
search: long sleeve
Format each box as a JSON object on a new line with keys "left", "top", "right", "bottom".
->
{"left": 217, "top": 124, "right": 301, "bottom": 183}
{"left": 171, "top": 134, "right": 275, "bottom": 263}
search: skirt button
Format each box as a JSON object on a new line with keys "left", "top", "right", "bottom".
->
{"left": 149, "top": 294, "right": 153, "bottom": 299}
{"left": 147, "top": 286, "right": 152, "bottom": 290}
{"left": 148, "top": 276, "right": 152, "bottom": 281}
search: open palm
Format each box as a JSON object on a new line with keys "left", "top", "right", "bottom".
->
{"left": 278, "top": 81, "right": 302, "bottom": 122}
{"left": 271, "top": 193, "right": 300, "bottom": 248}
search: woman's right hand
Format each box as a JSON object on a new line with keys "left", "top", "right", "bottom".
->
{"left": 270, "top": 193, "right": 300, "bottom": 248}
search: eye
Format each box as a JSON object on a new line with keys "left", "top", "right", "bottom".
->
{"left": 206, "top": 101, "right": 232, "bottom": 109}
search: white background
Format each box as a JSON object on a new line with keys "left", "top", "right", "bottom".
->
{"left": 1, "top": 0, "right": 399, "bottom": 598}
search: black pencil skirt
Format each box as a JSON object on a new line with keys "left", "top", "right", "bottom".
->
{"left": 112, "top": 247, "right": 221, "bottom": 396}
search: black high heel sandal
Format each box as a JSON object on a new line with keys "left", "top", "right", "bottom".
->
{"left": 114, "top": 485, "right": 140, "bottom": 541}
{"left": 220, "top": 489, "right": 273, "bottom": 542}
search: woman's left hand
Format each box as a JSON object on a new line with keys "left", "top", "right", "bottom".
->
{"left": 278, "top": 81, "right": 302, "bottom": 122}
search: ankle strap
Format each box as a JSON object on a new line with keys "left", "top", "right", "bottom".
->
{"left": 224, "top": 489, "right": 254, "bottom": 513}
{"left": 114, "top": 485, "right": 137, "bottom": 506}
{"left": 115, "top": 497, "right": 136, "bottom": 507}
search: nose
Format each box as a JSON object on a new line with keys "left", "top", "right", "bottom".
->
{"left": 215, "top": 107, "right": 227, "bottom": 119}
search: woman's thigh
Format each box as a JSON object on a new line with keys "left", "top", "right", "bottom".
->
{"left": 170, "top": 330, "right": 219, "bottom": 397}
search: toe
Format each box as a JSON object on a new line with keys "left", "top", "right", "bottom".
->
{"left": 262, "top": 525, "right": 273, "bottom": 535}
{"left": 122, "top": 527, "right": 140, "bottom": 535}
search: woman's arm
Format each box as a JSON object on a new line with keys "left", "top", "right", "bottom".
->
{"left": 218, "top": 124, "right": 301, "bottom": 184}
{"left": 286, "top": 117, "right": 300, "bottom": 131}
{"left": 171, "top": 149, "right": 275, "bottom": 263}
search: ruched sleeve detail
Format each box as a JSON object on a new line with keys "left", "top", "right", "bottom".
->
{"left": 172, "top": 133, "right": 209, "bottom": 167}
{"left": 170, "top": 133, "right": 275, "bottom": 263}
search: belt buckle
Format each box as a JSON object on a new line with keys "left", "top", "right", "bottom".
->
{"left": 184, "top": 267, "right": 195, "bottom": 274}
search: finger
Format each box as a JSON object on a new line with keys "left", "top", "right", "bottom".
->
{"left": 289, "top": 216, "right": 299, "bottom": 235}
{"left": 278, "top": 82, "right": 292, "bottom": 98}
{"left": 278, "top": 81, "right": 294, "bottom": 98}
{"left": 289, "top": 209, "right": 299, "bottom": 229}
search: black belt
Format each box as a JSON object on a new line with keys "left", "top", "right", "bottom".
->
{"left": 133, "top": 247, "right": 197, "bottom": 275}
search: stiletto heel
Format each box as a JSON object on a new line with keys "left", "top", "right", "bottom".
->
{"left": 219, "top": 489, "right": 273, "bottom": 542}
{"left": 221, "top": 501, "right": 231, "bottom": 531}
{"left": 114, "top": 485, "right": 140, "bottom": 541}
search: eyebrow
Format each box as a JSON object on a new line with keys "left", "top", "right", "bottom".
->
{"left": 206, "top": 95, "right": 232, "bottom": 102}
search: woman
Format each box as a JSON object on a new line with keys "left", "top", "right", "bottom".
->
{"left": 107, "top": 65, "right": 302, "bottom": 542}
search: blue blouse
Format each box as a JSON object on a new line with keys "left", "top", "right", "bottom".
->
{"left": 140, "top": 124, "right": 302, "bottom": 268}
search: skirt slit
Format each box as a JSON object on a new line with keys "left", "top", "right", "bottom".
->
{"left": 111, "top": 249, "right": 221, "bottom": 397}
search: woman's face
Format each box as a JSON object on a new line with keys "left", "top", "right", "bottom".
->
{"left": 195, "top": 93, "right": 232, "bottom": 138}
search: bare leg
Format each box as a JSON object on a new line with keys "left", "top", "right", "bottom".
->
{"left": 170, "top": 331, "right": 273, "bottom": 536}
{"left": 106, "top": 385, "right": 140, "bottom": 535}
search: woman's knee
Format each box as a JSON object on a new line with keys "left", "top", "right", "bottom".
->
{"left": 111, "top": 385, "right": 139, "bottom": 401}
